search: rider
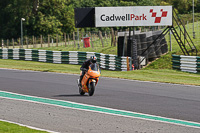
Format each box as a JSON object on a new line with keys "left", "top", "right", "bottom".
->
{"left": 78, "top": 55, "right": 97, "bottom": 86}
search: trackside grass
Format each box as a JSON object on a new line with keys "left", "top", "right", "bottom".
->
{"left": 0, "top": 121, "right": 47, "bottom": 133}
{"left": 0, "top": 59, "right": 200, "bottom": 86}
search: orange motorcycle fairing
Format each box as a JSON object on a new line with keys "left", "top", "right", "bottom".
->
{"left": 81, "top": 73, "right": 90, "bottom": 92}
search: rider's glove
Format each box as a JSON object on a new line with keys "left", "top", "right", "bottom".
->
{"left": 80, "top": 68, "right": 88, "bottom": 71}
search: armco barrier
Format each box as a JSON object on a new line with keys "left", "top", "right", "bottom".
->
{"left": 0, "top": 49, "right": 132, "bottom": 71}
{"left": 172, "top": 55, "right": 200, "bottom": 73}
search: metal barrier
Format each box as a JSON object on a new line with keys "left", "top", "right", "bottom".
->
{"left": 172, "top": 55, "right": 200, "bottom": 73}
{"left": 0, "top": 49, "right": 132, "bottom": 71}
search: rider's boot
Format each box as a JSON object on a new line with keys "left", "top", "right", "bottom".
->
{"left": 78, "top": 75, "right": 83, "bottom": 87}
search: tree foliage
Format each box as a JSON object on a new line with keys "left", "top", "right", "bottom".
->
{"left": 0, "top": 0, "right": 199, "bottom": 39}
{"left": 158, "top": 0, "right": 198, "bottom": 14}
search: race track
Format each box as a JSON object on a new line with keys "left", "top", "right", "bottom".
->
{"left": 0, "top": 68, "right": 200, "bottom": 132}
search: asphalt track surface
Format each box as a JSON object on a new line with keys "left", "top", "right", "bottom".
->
{"left": 0, "top": 68, "right": 200, "bottom": 132}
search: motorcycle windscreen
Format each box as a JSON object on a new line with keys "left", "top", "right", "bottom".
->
{"left": 90, "top": 63, "right": 99, "bottom": 71}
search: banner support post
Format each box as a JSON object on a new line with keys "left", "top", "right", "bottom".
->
{"left": 132, "top": 26, "right": 138, "bottom": 70}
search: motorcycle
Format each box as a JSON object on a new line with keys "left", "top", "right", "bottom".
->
{"left": 77, "top": 63, "right": 100, "bottom": 96}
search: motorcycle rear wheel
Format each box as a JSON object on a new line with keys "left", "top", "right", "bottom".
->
{"left": 78, "top": 79, "right": 85, "bottom": 95}
{"left": 79, "top": 86, "right": 85, "bottom": 95}
{"left": 89, "top": 82, "right": 95, "bottom": 96}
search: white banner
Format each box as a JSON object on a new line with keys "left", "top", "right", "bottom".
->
{"left": 95, "top": 6, "right": 172, "bottom": 27}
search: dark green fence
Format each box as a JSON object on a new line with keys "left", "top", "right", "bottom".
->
{"left": 172, "top": 55, "right": 200, "bottom": 73}
{"left": 0, "top": 49, "right": 132, "bottom": 71}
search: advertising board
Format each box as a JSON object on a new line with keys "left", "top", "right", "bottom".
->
{"left": 95, "top": 6, "right": 172, "bottom": 27}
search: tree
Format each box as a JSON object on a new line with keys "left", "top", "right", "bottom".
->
{"left": 0, "top": 0, "right": 32, "bottom": 39}
{"left": 1, "top": 0, "right": 200, "bottom": 39}
{"left": 159, "top": 0, "right": 198, "bottom": 14}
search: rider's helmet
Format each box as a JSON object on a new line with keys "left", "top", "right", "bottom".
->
{"left": 90, "top": 56, "right": 97, "bottom": 63}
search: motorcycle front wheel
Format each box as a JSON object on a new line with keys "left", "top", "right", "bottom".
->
{"left": 89, "top": 82, "right": 95, "bottom": 96}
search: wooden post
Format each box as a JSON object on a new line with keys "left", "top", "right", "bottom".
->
{"left": 111, "top": 29, "right": 113, "bottom": 46}
{"left": 48, "top": 35, "right": 50, "bottom": 47}
{"left": 99, "top": 31, "right": 104, "bottom": 48}
{"left": 34, "top": 37, "right": 38, "bottom": 48}
{"left": 51, "top": 36, "right": 53, "bottom": 47}
{"left": 32, "top": 36, "right": 34, "bottom": 48}
{"left": 114, "top": 31, "right": 118, "bottom": 47}
{"left": 40, "top": 35, "right": 43, "bottom": 48}
{"left": 1, "top": 39, "right": 3, "bottom": 48}
{"left": 12, "top": 38, "right": 14, "bottom": 48}
{"left": 98, "top": 31, "right": 101, "bottom": 46}
{"left": 19, "top": 38, "right": 21, "bottom": 48}
{"left": 111, "top": 28, "right": 115, "bottom": 46}
{"left": 4, "top": 39, "right": 6, "bottom": 48}
{"left": 112, "top": 32, "right": 115, "bottom": 47}
{"left": 82, "top": 32, "right": 84, "bottom": 48}
{"left": 7, "top": 39, "right": 9, "bottom": 48}
{"left": 107, "top": 31, "right": 110, "bottom": 39}
{"left": 26, "top": 37, "right": 28, "bottom": 49}
{"left": 64, "top": 33, "right": 66, "bottom": 47}
{"left": 105, "top": 32, "right": 107, "bottom": 39}
{"left": 56, "top": 34, "right": 58, "bottom": 47}
{"left": 68, "top": 34, "right": 70, "bottom": 46}
{"left": 89, "top": 32, "right": 94, "bottom": 48}
{"left": 73, "top": 32, "right": 76, "bottom": 48}
{"left": 139, "top": 27, "right": 142, "bottom": 32}
{"left": 127, "top": 56, "right": 130, "bottom": 71}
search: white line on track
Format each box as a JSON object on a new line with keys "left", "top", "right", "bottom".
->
{"left": 0, "top": 90, "right": 200, "bottom": 129}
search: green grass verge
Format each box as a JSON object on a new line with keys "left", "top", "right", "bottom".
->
{"left": 0, "top": 59, "right": 200, "bottom": 86}
{"left": 144, "top": 53, "right": 172, "bottom": 70}
{"left": 0, "top": 121, "right": 47, "bottom": 133}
